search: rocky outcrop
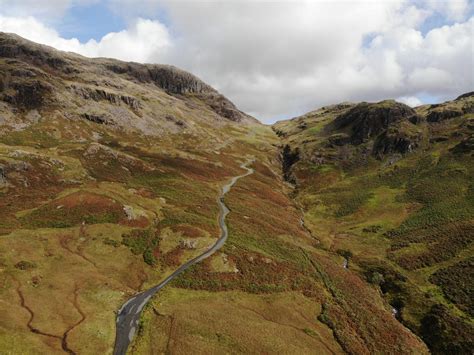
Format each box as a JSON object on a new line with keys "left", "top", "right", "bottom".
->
{"left": 82, "top": 113, "right": 113, "bottom": 125}
{"left": 0, "top": 32, "right": 75, "bottom": 73}
{"left": 326, "top": 133, "right": 351, "bottom": 147}
{"left": 148, "top": 65, "right": 212, "bottom": 94}
{"left": 0, "top": 56, "right": 54, "bottom": 110}
{"left": 104, "top": 62, "right": 213, "bottom": 95}
{"left": 0, "top": 32, "right": 257, "bottom": 126}
{"left": 372, "top": 128, "right": 421, "bottom": 159}
{"left": 180, "top": 239, "right": 198, "bottom": 249}
{"left": 104, "top": 61, "right": 255, "bottom": 123}
{"left": 330, "top": 101, "right": 420, "bottom": 145}
{"left": 200, "top": 91, "right": 251, "bottom": 122}
{"left": 105, "top": 61, "right": 256, "bottom": 122}
{"left": 165, "top": 115, "right": 186, "bottom": 127}
{"left": 426, "top": 108, "right": 464, "bottom": 123}
{"left": 456, "top": 92, "right": 474, "bottom": 101}
{"left": 451, "top": 135, "right": 474, "bottom": 155}
{"left": 71, "top": 85, "right": 141, "bottom": 110}
{"left": 281, "top": 144, "right": 299, "bottom": 183}
{"left": 10, "top": 80, "right": 52, "bottom": 109}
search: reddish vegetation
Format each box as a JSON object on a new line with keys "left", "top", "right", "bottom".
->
{"left": 159, "top": 156, "right": 231, "bottom": 182}
{"left": 0, "top": 157, "right": 69, "bottom": 234}
{"left": 20, "top": 191, "right": 127, "bottom": 228}
{"left": 162, "top": 247, "right": 184, "bottom": 267}
{"left": 310, "top": 252, "right": 427, "bottom": 354}
{"left": 171, "top": 224, "right": 205, "bottom": 238}
{"left": 57, "top": 192, "right": 120, "bottom": 210}
{"left": 134, "top": 188, "right": 155, "bottom": 198}
{"left": 120, "top": 216, "right": 150, "bottom": 228}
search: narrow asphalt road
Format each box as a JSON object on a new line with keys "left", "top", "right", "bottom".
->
{"left": 113, "top": 159, "right": 254, "bottom": 355}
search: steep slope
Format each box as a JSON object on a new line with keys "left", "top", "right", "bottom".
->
{"left": 0, "top": 33, "right": 268, "bottom": 354}
{"left": 0, "top": 32, "right": 257, "bottom": 137}
{"left": 274, "top": 95, "right": 474, "bottom": 354}
{"left": 0, "top": 33, "right": 428, "bottom": 355}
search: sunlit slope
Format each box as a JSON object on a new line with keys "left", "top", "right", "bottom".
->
{"left": 274, "top": 93, "right": 474, "bottom": 354}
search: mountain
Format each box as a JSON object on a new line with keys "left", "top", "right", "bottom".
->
{"left": 274, "top": 95, "right": 474, "bottom": 353}
{"left": 0, "top": 32, "right": 257, "bottom": 135}
{"left": 0, "top": 33, "right": 470, "bottom": 355}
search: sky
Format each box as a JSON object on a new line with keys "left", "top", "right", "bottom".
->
{"left": 0, "top": 0, "right": 472, "bottom": 123}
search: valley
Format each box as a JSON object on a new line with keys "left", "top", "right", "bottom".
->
{"left": 0, "top": 33, "right": 472, "bottom": 355}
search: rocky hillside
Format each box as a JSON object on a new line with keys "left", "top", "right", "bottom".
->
{"left": 0, "top": 32, "right": 257, "bottom": 137}
{"left": 0, "top": 33, "right": 446, "bottom": 355}
{"left": 274, "top": 94, "right": 474, "bottom": 354}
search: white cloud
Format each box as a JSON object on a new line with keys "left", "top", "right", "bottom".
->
{"left": 397, "top": 96, "right": 423, "bottom": 107}
{"left": 0, "top": 15, "right": 171, "bottom": 63}
{"left": 408, "top": 67, "right": 454, "bottom": 90}
{"left": 78, "top": 19, "right": 171, "bottom": 62}
{"left": 0, "top": 1, "right": 473, "bottom": 123}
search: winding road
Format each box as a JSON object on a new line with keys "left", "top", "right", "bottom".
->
{"left": 113, "top": 159, "right": 254, "bottom": 355}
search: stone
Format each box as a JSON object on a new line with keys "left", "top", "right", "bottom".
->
{"left": 180, "top": 239, "right": 198, "bottom": 249}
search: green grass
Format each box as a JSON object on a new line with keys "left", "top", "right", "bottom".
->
{"left": 0, "top": 127, "right": 60, "bottom": 148}
{"left": 429, "top": 258, "right": 474, "bottom": 317}
{"left": 122, "top": 228, "right": 161, "bottom": 265}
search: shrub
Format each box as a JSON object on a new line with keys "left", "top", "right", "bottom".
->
{"left": 14, "top": 260, "right": 37, "bottom": 270}
{"left": 122, "top": 228, "right": 160, "bottom": 265}
{"left": 420, "top": 304, "right": 474, "bottom": 354}
{"left": 103, "top": 238, "right": 120, "bottom": 247}
{"left": 143, "top": 248, "right": 157, "bottom": 266}
{"left": 429, "top": 258, "right": 474, "bottom": 317}
{"left": 368, "top": 272, "right": 385, "bottom": 286}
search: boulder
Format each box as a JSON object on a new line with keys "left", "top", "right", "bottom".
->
{"left": 180, "top": 239, "right": 198, "bottom": 249}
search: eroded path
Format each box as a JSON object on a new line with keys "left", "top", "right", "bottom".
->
{"left": 113, "top": 159, "right": 254, "bottom": 355}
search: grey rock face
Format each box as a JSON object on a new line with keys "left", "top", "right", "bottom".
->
{"left": 372, "top": 129, "right": 421, "bottom": 159}
{"left": 71, "top": 85, "right": 142, "bottom": 110}
{"left": 104, "top": 62, "right": 213, "bottom": 95}
{"left": 82, "top": 113, "right": 113, "bottom": 125}
{"left": 0, "top": 33, "right": 76, "bottom": 73}
{"left": 103, "top": 62, "right": 254, "bottom": 122}
{"left": 427, "top": 109, "right": 464, "bottom": 123}
{"left": 331, "top": 101, "right": 419, "bottom": 145}
{"left": 0, "top": 32, "right": 258, "bottom": 127}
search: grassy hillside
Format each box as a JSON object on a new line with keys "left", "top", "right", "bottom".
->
{"left": 0, "top": 33, "right": 447, "bottom": 354}
{"left": 274, "top": 94, "right": 474, "bottom": 354}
